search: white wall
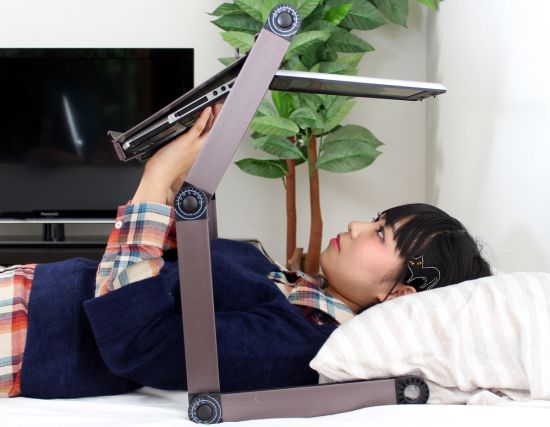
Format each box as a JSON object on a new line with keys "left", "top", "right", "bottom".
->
{"left": 426, "top": 0, "right": 550, "bottom": 272}
{"left": 0, "top": 0, "right": 430, "bottom": 264}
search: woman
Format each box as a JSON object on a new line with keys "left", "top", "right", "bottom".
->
{"left": 0, "top": 105, "right": 491, "bottom": 399}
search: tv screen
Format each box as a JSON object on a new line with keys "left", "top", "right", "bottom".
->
{"left": 0, "top": 48, "right": 193, "bottom": 220}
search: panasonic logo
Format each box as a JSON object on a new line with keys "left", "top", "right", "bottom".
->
{"left": 40, "top": 212, "right": 60, "bottom": 217}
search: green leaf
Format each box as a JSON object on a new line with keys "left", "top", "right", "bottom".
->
{"left": 304, "top": 20, "right": 341, "bottom": 33}
{"left": 289, "top": 106, "right": 323, "bottom": 129}
{"left": 251, "top": 136, "right": 305, "bottom": 160}
{"left": 332, "top": 0, "right": 387, "bottom": 31}
{"left": 296, "top": 0, "right": 322, "bottom": 19}
{"left": 271, "top": 91, "right": 295, "bottom": 118}
{"left": 337, "top": 52, "right": 364, "bottom": 68}
{"left": 261, "top": 0, "right": 321, "bottom": 21}
{"left": 328, "top": 31, "right": 375, "bottom": 53}
{"left": 371, "top": 0, "right": 408, "bottom": 27}
{"left": 257, "top": 99, "right": 278, "bottom": 117}
{"left": 221, "top": 31, "right": 255, "bottom": 52}
{"left": 300, "top": 47, "right": 319, "bottom": 69}
{"left": 250, "top": 131, "right": 264, "bottom": 139}
{"left": 235, "top": 0, "right": 263, "bottom": 21}
{"left": 312, "top": 59, "right": 356, "bottom": 74}
{"left": 320, "top": 124, "right": 383, "bottom": 152}
{"left": 327, "top": 98, "right": 356, "bottom": 126}
{"left": 417, "top": 0, "right": 439, "bottom": 11}
{"left": 260, "top": 0, "right": 281, "bottom": 22}
{"left": 285, "top": 30, "right": 331, "bottom": 59}
{"left": 272, "top": 0, "right": 321, "bottom": 22}
{"left": 312, "top": 52, "right": 364, "bottom": 74}
{"left": 316, "top": 139, "right": 381, "bottom": 172}
{"left": 218, "top": 57, "right": 238, "bottom": 66}
{"left": 286, "top": 56, "right": 308, "bottom": 71}
{"left": 324, "top": 3, "right": 353, "bottom": 25}
{"left": 296, "top": 92, "right": 325, "bottom": 110}
{"left": 319, "top": 46, "right": 339, "bottom": 62}
{"left": 316, "top": 97, "right": 356, "bottom": 134}
{"left": 212, "top": 13, "right": 262, "bottom": 33}
{"left": 250, "top": 115, "right": 300, "bottom": 137}
{"left": 235, "top": 158, "right": 288, "bottom": 178}
{"left": 210, "top": 3, "right": 241, "bottom": 16}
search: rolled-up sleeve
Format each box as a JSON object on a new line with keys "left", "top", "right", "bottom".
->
{"left": 95, "top": 202, "right": 176, "bottom": 297}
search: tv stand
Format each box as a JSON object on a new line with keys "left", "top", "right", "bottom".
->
{"left": 0, "top": 241, "right": 108, "bottom": 265}
{"left": 0, "top": 222, "right": 110, "bottom": 265}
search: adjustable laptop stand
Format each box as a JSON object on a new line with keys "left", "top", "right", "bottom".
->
{"left": 170, "top": 5, "right": 438, "bottom": 423}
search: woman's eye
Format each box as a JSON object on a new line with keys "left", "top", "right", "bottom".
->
{"left": 376, "top": 227, "right": 385, "bottom": 241}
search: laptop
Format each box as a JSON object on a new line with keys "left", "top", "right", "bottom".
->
{"left": 109, "top": 58, "right": 446, "bottom": 162}
{"left": 108, "top": 56, "right": 246, "bottom": 162}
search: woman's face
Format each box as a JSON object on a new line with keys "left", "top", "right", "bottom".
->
{"left": 320, "top": 218, "right": 411, "bottom": 311}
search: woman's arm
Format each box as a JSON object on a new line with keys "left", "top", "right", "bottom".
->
{"left": 132, "top": 104, "right": 220, "bottom": 205}
{"left": 94, "top": 104, "right": 221, "bottom": 297}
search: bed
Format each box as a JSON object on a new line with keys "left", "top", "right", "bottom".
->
{"left": 2, "top": 388, "right": 548, "bottom": 427}
{"left": 4, "top": 272, "right": 550, "bottom": 425}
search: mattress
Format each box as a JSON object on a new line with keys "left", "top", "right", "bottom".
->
{"left": 1, "top": 388, "right": 548, "bottom": 427}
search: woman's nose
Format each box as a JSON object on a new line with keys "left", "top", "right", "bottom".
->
{"left": 348, "top": 221, "right": 372, "bottom": 239}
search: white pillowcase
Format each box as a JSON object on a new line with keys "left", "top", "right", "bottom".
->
{"left": 310, "top": 272, "right": 550, "bottom": 406}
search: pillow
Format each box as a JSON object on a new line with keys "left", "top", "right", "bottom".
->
{"left": 310, "top": 272, "right": 550, "bottom": 406}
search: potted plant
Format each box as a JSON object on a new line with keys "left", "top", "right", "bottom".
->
{"left": 210, "top": 0, "right": 440, "bottom": 273}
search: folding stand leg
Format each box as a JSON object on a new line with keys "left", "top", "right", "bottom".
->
{"left": 220, "top": 377, "right": 429, "bottom": 421}
{"left": 175, "top": 5, "right": 301, "bottom": 408}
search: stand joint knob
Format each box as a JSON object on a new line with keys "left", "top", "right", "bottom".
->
{"left": 181, "top": 195, "right": 199, "bottom": 213}
{"left": 276, "top": 11, "right": 293, "bottom": 28}
{"left": 395, "top": 376, "right": 430, "bottom": 404}
{"left": 266, "top": 4, "right": 301, "bottom": 39}
{"left": 175, "top": 185, "right": 209, "bottom": 220}
{"left": 188, "top": 393, "right": 222, "bottom": 424}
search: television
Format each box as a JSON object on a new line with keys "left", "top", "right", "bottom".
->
{"left": 0, "top": 48, "right": 194, "bottom": 221}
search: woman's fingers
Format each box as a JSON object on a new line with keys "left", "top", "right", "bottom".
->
{"left": 213, "top": 102, "right": 223, "bottom": 119}
{"left": 205, "top": 109, "right": 214, "bottom": 133}
{"left": 190, "top": 106, "right": 212, "bottom": 136}
{"left": 195, "top": 103, "right": 222, "bottom": 137}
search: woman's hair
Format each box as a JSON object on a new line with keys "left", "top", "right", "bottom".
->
{"left": 381, "top": 203, "right": 492, "bottom": 291}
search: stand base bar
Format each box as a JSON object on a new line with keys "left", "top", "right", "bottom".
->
{"left": 220, "top": 379, "right": 397, "bottom": 421}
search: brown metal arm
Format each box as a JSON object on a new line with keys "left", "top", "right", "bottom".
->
{"left": 172, "top": 4, "right": 430, "bottom": 424}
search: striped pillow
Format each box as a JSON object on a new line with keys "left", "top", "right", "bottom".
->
{"left": 310, "top": 272, "right": 550, "bottom": 405}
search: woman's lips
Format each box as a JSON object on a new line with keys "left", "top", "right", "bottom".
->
{"left": 330, "top": 234, "right": 341, "bottom": 252}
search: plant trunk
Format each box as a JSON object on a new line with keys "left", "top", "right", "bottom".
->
{"left": 304, "top": 134, "right": 322, "bottom": 274}
{"left": 285, "top": 158, "right": 297, "bottom": 265}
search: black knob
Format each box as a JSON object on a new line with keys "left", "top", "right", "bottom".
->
{"left": 267, "top": 5, "right": 300, "bottom": 38}
{"left": 188, "top": 394, "right": 222, "bottom": 424}
{"left": 182, "top": 195, "right": 199, "bottom": 212}
{"left": 395, "top": 376, "right": 430, "bottom": 404}
{"left": 197, "top": 403, "right": 214, "bottom": 421}
{"left": 276, "top": 11, "right": 293, "bottom": 28}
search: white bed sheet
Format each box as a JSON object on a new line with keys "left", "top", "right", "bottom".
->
{"left": 1, "top": 388, "right": 549, "bottom": 427}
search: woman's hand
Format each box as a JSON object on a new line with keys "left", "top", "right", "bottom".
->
{"left": 131, "top": 103, "right": 222, "bottom": 205}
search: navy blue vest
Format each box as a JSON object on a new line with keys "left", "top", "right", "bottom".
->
{"left": 21, "top": 239, "right": 336, "bottom": 398}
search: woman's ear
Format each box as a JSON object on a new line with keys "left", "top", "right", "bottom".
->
{"left": 384, "top": 283, "right": 417, "bottom": 301}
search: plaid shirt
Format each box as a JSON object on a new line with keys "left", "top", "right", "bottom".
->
{"left": 1, "top": 201, "right": 354, "bottom": 397}
{"left": 268, "top": 270, "right": 355, "bottom": 326}
{"left": 0, "top": 264, "right": 35, "bottom": 397}
{"left": 94, "top": 202, "right": 176, "bottom": 297}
